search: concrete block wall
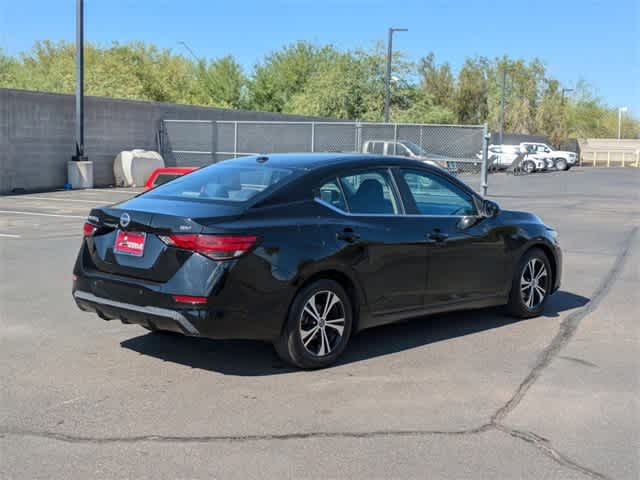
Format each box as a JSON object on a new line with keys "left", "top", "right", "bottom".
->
{"left": 0, "top": 88, "right": 326, "bottom": 193}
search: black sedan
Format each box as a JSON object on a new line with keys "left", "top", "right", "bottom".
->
{"left": 73, "top": 153, "right": 562, "bottom": 369}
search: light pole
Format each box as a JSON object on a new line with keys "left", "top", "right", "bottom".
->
{"left": 73, "top": 0, "right": 86, "bottom": 162}
{"left": 561, "top": 88, "right": 573, "bottom": 104}
{"left": 618, "top": 106, "right": 628, "bottom": 139}
{"left": 178, "top": 41, "right": 199, "bottom": 62}
{"left": 67, "top": 0, "right": 93, "bottom": 189}
{"left": 384, "top": 27, "right": 407, "bottom": 123}
{"left": 498, "top": 68, "right": 507, "bottom": 145}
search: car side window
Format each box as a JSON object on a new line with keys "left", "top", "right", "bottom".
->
{"left": 317, "top": 179, "right": 347, "bottom": 212}
{"left": 401, "top": 170, "right": 476, "bottom": 216}
{"left": 339, "top": 170, "right": 400, "bottom": 215}
{"left": 396, "top": 144, "right": 411, "bottom": 157}
{"left": 371, "top": 142, "right": 384, "bottom": 154}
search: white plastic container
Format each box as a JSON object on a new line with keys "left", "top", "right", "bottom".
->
{"left": 113, "top": 150, "right": 164, "bottom": 187}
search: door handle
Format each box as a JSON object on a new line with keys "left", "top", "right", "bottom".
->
{"left": 427, "top": 231, "right": 449, "bottom": 243}
{"left": 337, "top": 228, "right": 360, "bottom": 243}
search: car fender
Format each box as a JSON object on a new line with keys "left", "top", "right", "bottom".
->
{"left": 293, "top": 260, "right": 371, "bottom": 332}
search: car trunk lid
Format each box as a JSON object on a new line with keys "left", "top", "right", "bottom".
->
{"left": 83, "top": 198, "right": 245, "bottom": 281}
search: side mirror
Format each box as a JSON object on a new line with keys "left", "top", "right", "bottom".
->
{"left": 482, "top": 200, "right": 500, "bottom": 218}
{"left": 457, "top": 215, "right": 479, "bottom": 230}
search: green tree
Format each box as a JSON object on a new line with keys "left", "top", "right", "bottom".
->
{"left": 194, "top": 56, "right": 246, "bottom": 108}
{"left": 417, "top": 52, "right": 455, "bottom": 111}
{"left": 535, "top": 79, "right": 566, "bottom": 144}
{"left": 248, "top": 41, "right": 338, "bottom": 112}
{"left": 455, "top": 56, "right": 489, "bottom": 124}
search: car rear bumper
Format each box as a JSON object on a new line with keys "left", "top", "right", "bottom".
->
{"left": 72, "top": 244, "right": 292, "bottom": 340}
{"left": 74, "top": 290, "right": 203, "bottom": 335}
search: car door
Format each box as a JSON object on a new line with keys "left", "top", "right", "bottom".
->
{"left": 318, "top": 168, "right": 429, "bottom": 323}
{"left": 394, "top": 168, "right": 508, "bottom": 306}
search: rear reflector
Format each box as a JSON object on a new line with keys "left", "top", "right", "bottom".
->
{"left": 83, "top": 222, "right": 97, "bottom": 237}
{"left": 173, "top": 295, "right": 208, "bottom": 304}
{"left": 159, "top": 234, "right": 258, "bottom": 260}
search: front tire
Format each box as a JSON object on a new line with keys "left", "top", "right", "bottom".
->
{"left": 274, "top": 279, "right": 353, "bottom": 369}
{"left": 522, "top": 160, "right": 536, "bottom": 174}
{"left": 555, "top": 158, "right": 568, "bottom": 171}
{"left": 506, "top": 248, "right": 552, "bottom": 318}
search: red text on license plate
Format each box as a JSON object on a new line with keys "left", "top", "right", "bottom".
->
{"left": 114, "top": 230, "right": 146, "bottom": 256}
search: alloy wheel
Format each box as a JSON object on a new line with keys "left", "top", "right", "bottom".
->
{"left": 520, "top": 258, "right": 548, "bottom": 309}
{"left": 299, "top": 290, "right": 346, "bottom": 357}
{"left": 523, "top": 161, "right": 535, "bottom": 174}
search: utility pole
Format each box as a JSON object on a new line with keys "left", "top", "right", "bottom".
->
{"left": 384, "top": 27, "right": 407, "bottom": 123}
{"left": 498, "top": 69, "right": 506, "bottom": 146}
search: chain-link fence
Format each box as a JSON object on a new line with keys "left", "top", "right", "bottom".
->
{"left": 161, "top": 120, "right": 489, "bottom": 193}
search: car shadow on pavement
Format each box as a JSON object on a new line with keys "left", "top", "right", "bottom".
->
{"left": 120, "top": 290, "right": 589, "bottom": 376}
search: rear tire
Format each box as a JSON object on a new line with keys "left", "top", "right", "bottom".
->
{"left": 274, "top": 279, "right": 353, "bottom": 369}
{"left": 506, "top": 248, "right": 552, "bottom": 318}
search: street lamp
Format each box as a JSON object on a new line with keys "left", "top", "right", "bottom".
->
{"left": 498, "top": 68, "right": 508, "bottom": 145}
{"left": 178, "top": 41, "right": 199, "bottom": 62}
{"left": 73, "top": 0, "right": 86, "bottom": 163}
{"left": 618, "top": 106, "right": 628, "bottom": 139}
{"left": 384, "top": 27, "right": 408, "bottom": 123}
{"left": 67, "top": 0, "right": 93, "bottom": 189}
{"left": 561, "top": 88, "right": 574, "bottom": 104}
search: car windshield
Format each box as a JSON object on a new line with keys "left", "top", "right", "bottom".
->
{"left": 402, "top": 141, "right": 428, "bottom": 156}
{"left": 145, "top": 161, "right": 293, "bottom": 203}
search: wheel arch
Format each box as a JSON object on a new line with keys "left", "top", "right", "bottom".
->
{"left": 522, "top": 242, "right": 557, "bottom": 290}
{"left": 290, "top": 268, "right": 365, "bottom": 334}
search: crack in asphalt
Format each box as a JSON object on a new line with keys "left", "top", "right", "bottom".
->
{"left": 495, "top": 425, "right": 609, "bottom": 480}
{"left": 491, "top": 225, "right": 637, "bottom": 425}
{"left": 1, "top": 227, "right": 636, "bottom": 480}
{"left": 0, "top": 425, "right": 490, "bottom": 444}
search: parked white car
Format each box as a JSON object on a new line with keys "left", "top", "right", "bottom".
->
{"left": 520, "top": 143, "right": 577, "bottom": 171}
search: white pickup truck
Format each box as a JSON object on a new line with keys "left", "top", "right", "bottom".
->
{"left": 361, "top": 139, "right": 481, "bottom": 173}
{"left": 520, "top": 142, "right": 577, "bottom": 171}
{"left": 487, "top": 142, "right": 577, "bottom": 172}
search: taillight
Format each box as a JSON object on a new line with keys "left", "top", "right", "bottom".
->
{"left": 159, "top": 234, "right": 258, "bottom": 260}
{"left": 173, "top": 295, "right": 208, "bottom": 304}
{"left": 83, "top": 222, "right": 97, "bottom": 237}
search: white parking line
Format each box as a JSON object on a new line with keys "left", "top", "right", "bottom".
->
{"left": 8, "top": 196, "right": 115, "bottom": 204}
{"left": 86, "top": 189, "right": 141, "bottom": 194}
{"left": 0, "top": 210, "right": 86, "bottom": 219}
{"left": 0, "top": 233, "right": 21, "bottom": 238}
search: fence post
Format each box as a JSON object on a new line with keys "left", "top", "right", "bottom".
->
{"left": 593, "top": 152, "right": 596, "bottom": 167}
{"left": 481, "top": 124, "right": 489, "bottom": 196}
{"left": 354, "top": 120, "right": 360, "bottom": 152}
{"left": 622, "top": 151, "right": 625, "bottom": 167}
{"left": 393, "top": 123, "right": 398, "bottom": 154}
{"left": 636, "top": 150, "right": 640, "bottom": 168}
{"left": 607, "top": 151, "right": 610, "bottom": 167}
{"left": 233, "top": 121, "right": 238, "bottom": 159}
{"left": 311, "top": 122, "right": 315, "bottom": 153}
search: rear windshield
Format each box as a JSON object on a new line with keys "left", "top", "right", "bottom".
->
{"left": 145, "top": 161, "right": 293, "bottom": 203}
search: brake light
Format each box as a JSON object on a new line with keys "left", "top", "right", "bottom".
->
{"left": 83, "top": 222, "right": 97, "bottom": 237}
{"left": 159, "top": 234, "right": 258, "bottom": 260}
{"left": 173, "top": 295, "right": 208, "bottom": 304}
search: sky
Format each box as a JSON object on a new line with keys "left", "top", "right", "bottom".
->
{"left": 1, "top": 0, "right": 638, "bottom": 114}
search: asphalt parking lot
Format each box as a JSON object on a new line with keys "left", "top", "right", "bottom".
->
{"left": 1, "top": 167, "right": 638, "bottom": 479}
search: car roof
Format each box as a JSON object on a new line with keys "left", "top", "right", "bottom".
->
{"left": 229, "top": 152, "right": 425, "bottom": 170}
